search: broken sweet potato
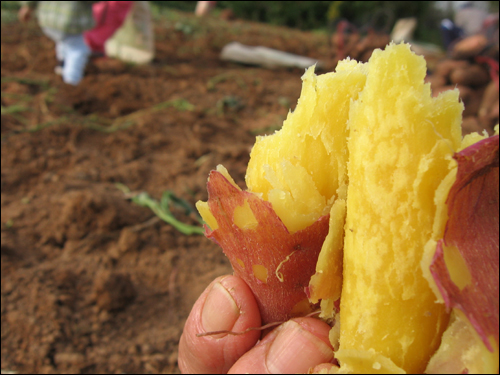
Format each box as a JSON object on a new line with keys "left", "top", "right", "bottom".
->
{"left": 196, "top": 43, "right": 499, "bottom": 374}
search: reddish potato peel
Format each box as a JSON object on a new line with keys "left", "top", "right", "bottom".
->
{"left": 430, "top": 135, "right": 499, "bottom": 351}
{"left": 204, "top": 170, "right": 330, "bottom": 324}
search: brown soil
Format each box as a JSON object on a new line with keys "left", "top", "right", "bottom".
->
{"left": 1, "top": 10, "right": 332, "bottom": 374}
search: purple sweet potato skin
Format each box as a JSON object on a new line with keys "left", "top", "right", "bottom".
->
{"left": 431, "top": 135, "right": 499, "bottom": 351}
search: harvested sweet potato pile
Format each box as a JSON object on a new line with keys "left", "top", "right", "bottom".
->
{"left": 426, "top": 35, "right": 499, "bottom": 137}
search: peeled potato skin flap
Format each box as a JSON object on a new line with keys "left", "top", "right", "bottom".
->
{"left": 201, "top": 169, "right": 329, "bottom": 324}
{"left": 430, "top": 134, "right": 499, "bottom": 351}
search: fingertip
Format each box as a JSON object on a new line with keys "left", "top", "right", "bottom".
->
{"left": 200, "top": 280, "right": 241, "bottom": 334}
{"left": 228, "top": 317, "right": 334, "bottom": 374}
{"left": 219, "top": 275, "right": 262, "bottom": 335}
{"left": 311, "top": 363, "right": 338, "bottom": 373}
{"left": 292, "top": 317, "right": 333, "bottom": 349}
{"left": 178, "top": 275, "right": 261, "bottom": 374}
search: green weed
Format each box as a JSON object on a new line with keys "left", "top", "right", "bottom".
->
{"left": 1, "top": 105, "right": 32, "bottom": 115}
{"left": 216, "top": 95, "right": 244, "bottom": 116}
{"left": 277, "top": 96, "right": 291, "bottom": 109}
{"left": 19, "top": 117, "right": 68, "bottom": 133}
{"left": 207, "top": 73, "right": 247, "bottom": 91}
{"left": 1, "top": 92, "right": 34, "bottom": 102}
{"left": 116, "top": 184, "right": 204, "bottom": 235}
{"left": 0, "top": 2, "right": 19, "bottom": 24}
{"left": 3, "top": 98, "right": 195, "bottom": 136}
{"left": 160, "top": 98, "right": 195, "bottom": 111}
{"left": 1, "top": 76, "right": 51, "bottom": 91}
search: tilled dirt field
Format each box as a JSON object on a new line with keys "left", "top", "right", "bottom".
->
{"left": 1, "top": 9, "right": 332, "bottom": 374}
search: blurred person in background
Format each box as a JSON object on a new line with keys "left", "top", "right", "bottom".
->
{"left": 195, "top": 1, "right": 217, "bottom": 17}
{"left": 454, "top": 1, "right": 489, "bottom": 37}
{"left": 84, "top": 1, "right": 133, "bottom": 57}
{"left": 440, "top": 2, "right": 488, "bottom": 50}
{"left": 18, "top": 1, "right": 98, "bottom": 85}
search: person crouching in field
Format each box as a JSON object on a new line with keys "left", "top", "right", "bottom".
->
{"left": 18, "top": 1, "right": 98, "bottom": 85}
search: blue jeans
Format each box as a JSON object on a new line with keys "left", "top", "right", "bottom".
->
{"left": 440, "top": 19, "right": 464, "bottom": 50}
{"left": 42, "top": 27, "right": 91, "bottom": 85}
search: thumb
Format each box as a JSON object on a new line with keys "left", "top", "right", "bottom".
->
{"left": 228, "top": 317, "right": 335, "bottom": 374}
{"left": 178, "top": 275, "right": 261, "bottom": 373}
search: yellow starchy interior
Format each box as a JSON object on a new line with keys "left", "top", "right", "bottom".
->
{"left": 333, "top": 348, "right": 406, "bottom": 374}
{"left": 199, "top": 62, "right": 367, "bottom": 235}
{"left": 233, "top": 199, "right": 259, "bottom": 230}
{"left": 196, "top": 164, "right": 238, "bottom": 231}
{"left": 246, "top": 59, "right": 367, "bottom": 233}
{"left": 425, "top": 310, "right": 499, "bottom": 374}
{"left": 338, "top": 43, "right": 462, "bottom": 374}
{"left": 308, "top": 198, "right": 346, "bottom": 318}
{"left": 196, "top": 200, "right": 218, "bottom": 230}
{"left": 252, "top": 264, "right": 268, "bottom": 284}
{"left": 442, "top": 245, "right": 472, "bottom": 291}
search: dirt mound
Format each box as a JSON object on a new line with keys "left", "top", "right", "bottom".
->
{"left": 1, "top": 10, "right": 328, "bottom": 374}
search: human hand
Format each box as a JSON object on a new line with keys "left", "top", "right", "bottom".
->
{"left": 178, "top": 275, "right": 335, "bottom": 374}
{"left": 18, "top": 6, "right": 32, "bottom": 22}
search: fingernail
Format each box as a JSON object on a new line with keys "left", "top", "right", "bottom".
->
{"left": 266, "top": 321, "right": 334, "bottom": 373}
{"left": 201, "top": 282, "right": 240, "bottom": 334}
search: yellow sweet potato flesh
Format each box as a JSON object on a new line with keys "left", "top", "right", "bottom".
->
{"left": 425, "top": 311, "right": 499, "bottom": 374}
{"left": 196, "top": 164, "right": 240, "bottom": 231}
{"left": 338, "top": 44, "right": 462, "bottom": 373}
{"left": 246, "top": 60, "right": 367, "bottom": 233}
{"left": 308, "top": 199, "right": 346, "bottom": 311}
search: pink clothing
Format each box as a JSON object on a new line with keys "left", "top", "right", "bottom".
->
{"left": 84, "top": 1, "right": 133, "bottom": 54}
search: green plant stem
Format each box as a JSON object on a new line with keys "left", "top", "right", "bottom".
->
{"left": 133, "top": 193, "right": 205, "bottom": 235}
{"left": 115, "top": 184, "right": 204, "bottom": 236}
